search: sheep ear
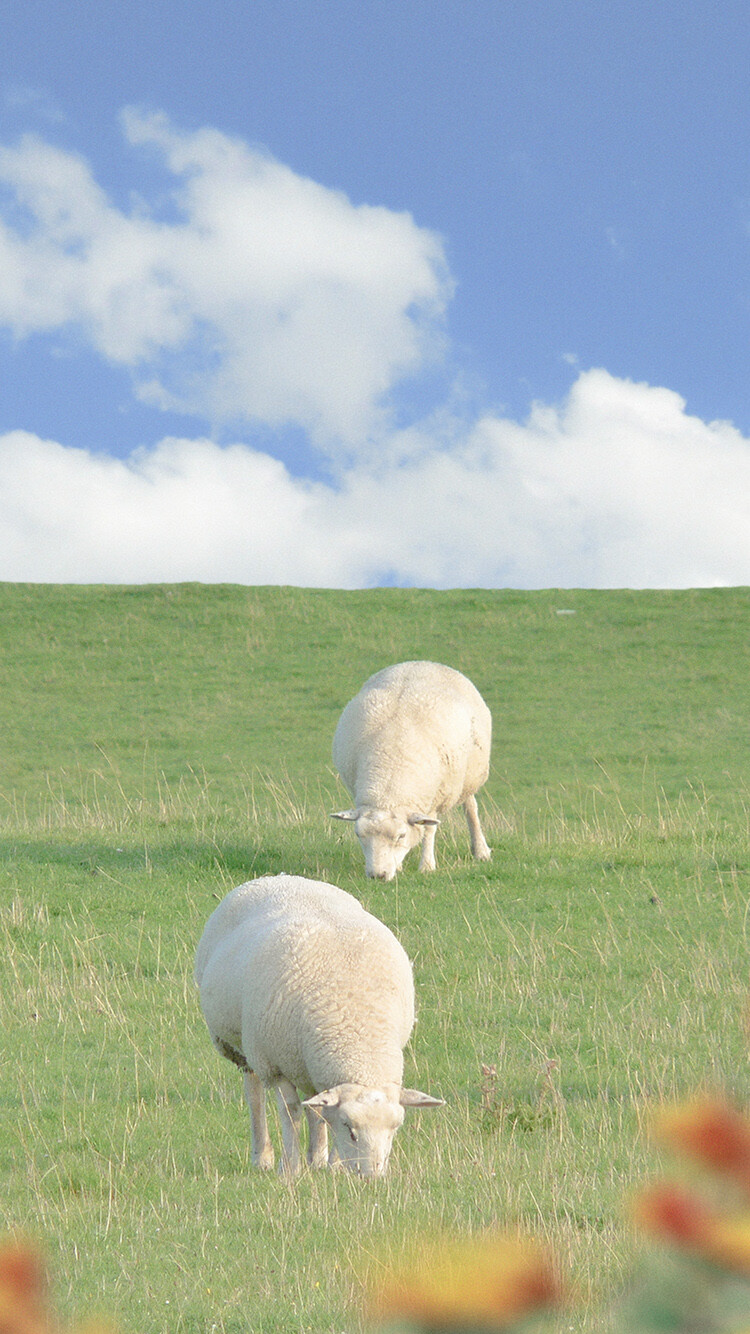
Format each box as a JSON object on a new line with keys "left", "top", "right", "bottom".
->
{"left": 330, "top": 810, "right": 358, "bottom": 822}
{"left": 407, "top": 814, "right": 440, "bottom": 827}
{"left": 303, "top": 1089, "right": 341, "bottom": 1109}
{"left": 399, "top": 1089, "right": 445, "bottom": 1108}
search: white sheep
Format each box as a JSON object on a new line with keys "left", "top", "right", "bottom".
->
{"left": 194, "top": 873, "right": 442, "bottom": 1177}
{"left": 331, "top": 660, "right": 492, "bottom": 880}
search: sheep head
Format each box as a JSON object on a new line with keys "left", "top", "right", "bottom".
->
{"left": 303, "top": 1083, "right": 443, "bottom": 1176}
{"left": 330, "top": 809, "right": 439, "bottom": 880}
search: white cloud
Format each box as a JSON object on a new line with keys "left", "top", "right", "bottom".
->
{"left": 0, "top": 431, "right": 333, "bottom": 584}
{"left": 331, "top": 370, "right": 750, "bottom": 588}
{"left": 1, "top": 112, "right": 749, "bottom": 589}
{"left": 2, "top": 371, "right": 749, "bottom": 587}
{"left": 0, "top": 111, "right": 450, "bottom": 448}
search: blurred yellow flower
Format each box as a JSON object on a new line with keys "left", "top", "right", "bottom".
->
{"left": 370, "top": 1232, "right": 560, "bottom": 1330}
{"left": 705, "top": 1216, "right": 750, "bottom": 1273}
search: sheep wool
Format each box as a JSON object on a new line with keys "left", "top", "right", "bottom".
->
{"left": 331, "top": 659, "right": 492, "bottom": 880}
{"left": 195, "top": 873, "right": 442, "bottom": 1177}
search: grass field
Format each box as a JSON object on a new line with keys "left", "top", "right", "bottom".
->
{"left": 1, "top": 583, "right": 749, "bottom": 1332}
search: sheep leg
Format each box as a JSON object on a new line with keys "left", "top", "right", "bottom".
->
{"left": 418, "top": 822, "right": 438, "bottom": 872}
{"left": 305, "top": 1107, "right": 329, "bottom": 1168}
{"left": 464, "top": 794, "right": 492, "bottom": 861}
{"left": 275, "top": 1078, "right": 304, "bottom": 1175}
{"left": 243, "top": 1071, "right": 275, "bottom": 1170}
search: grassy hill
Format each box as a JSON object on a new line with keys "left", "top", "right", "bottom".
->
{"left": 1, "top": 583, "right": 749, "bottom": 1332}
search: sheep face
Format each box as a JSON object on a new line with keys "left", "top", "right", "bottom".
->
{"left": 308, "top": 1085, "right": 404, "bottom": 1175}
{"left": 304, "top": 1084, "right": 443, "bottom": 1176}
{"left": 331, "top": 809, "right": 438, "bottom": 880}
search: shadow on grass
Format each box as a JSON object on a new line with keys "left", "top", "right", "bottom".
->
{"left": 0, "top": 834, "right": 288, "bottom": 881}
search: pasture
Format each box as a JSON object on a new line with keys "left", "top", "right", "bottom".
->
{"left": 1, "top": 583, "right": 748, "bottom": 1332}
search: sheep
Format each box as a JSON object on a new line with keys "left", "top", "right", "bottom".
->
{"left": 194, "top": 873, "right": 443, "bottom": 1177}
{"left": 330, "top": 660, "right": 492, "bottom": 880}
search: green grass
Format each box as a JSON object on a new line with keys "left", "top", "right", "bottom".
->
{"left": 1, "top": 584, "right": 749, "bottom": 1331}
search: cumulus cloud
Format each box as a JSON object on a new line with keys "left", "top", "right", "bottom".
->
{"left": 331, "top": 370, "right": 750, "bottom": 588}
{"left": 1, "top": 112, "right": 749, "bottom": 588}
{"left": 2, "top": 371, "right": 749, "bottom": 587}
{"left": 0, "top": 431, "right": 333, "bottom": 583}
{"left": 0, "top": 110, "right": 450, "bottom": 447}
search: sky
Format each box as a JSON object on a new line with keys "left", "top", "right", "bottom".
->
{"left": 1, "top": 0, "right": 750, "bottom": 588}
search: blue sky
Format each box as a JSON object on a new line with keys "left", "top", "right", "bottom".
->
{"left": 1, "top": 0, "right": 750, "bottom": 586}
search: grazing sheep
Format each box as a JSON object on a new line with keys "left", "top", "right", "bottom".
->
{"left": 331, "top": 660, "right": 492, "bottom": 880}
{"left": 195, "top": 874, "right": 442, "bottom": 1177}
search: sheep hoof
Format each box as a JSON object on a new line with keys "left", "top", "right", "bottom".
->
{"left": 277, "top": 1159, "right": 302, "bottom": 1178}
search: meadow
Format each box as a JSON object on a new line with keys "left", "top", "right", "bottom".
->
{"left": 1, "top": 583, "right": 749, "bottom": 1332}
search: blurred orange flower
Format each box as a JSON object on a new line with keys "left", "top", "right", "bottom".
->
{"left": 0, "top": 1237, "right": 113, "bottom": 1334}
{"left": 0, "top": 1238, "right": 49, "bottom": 1334}
{"left": 634, "top": 1184, "right": 750, "bottom": 1274}
{"left": 370, "top": 1232, "right": 561, "bottom": 1330}
{"left": 654, "top": 1099, "right": 750, "bottom": 1191}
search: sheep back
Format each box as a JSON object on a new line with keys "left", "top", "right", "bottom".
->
{"left": 332, "top": 660, "right": 491, "bottom": 813}
{"left": 195, "top": 875, "right": 415, "bottom": 1096}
